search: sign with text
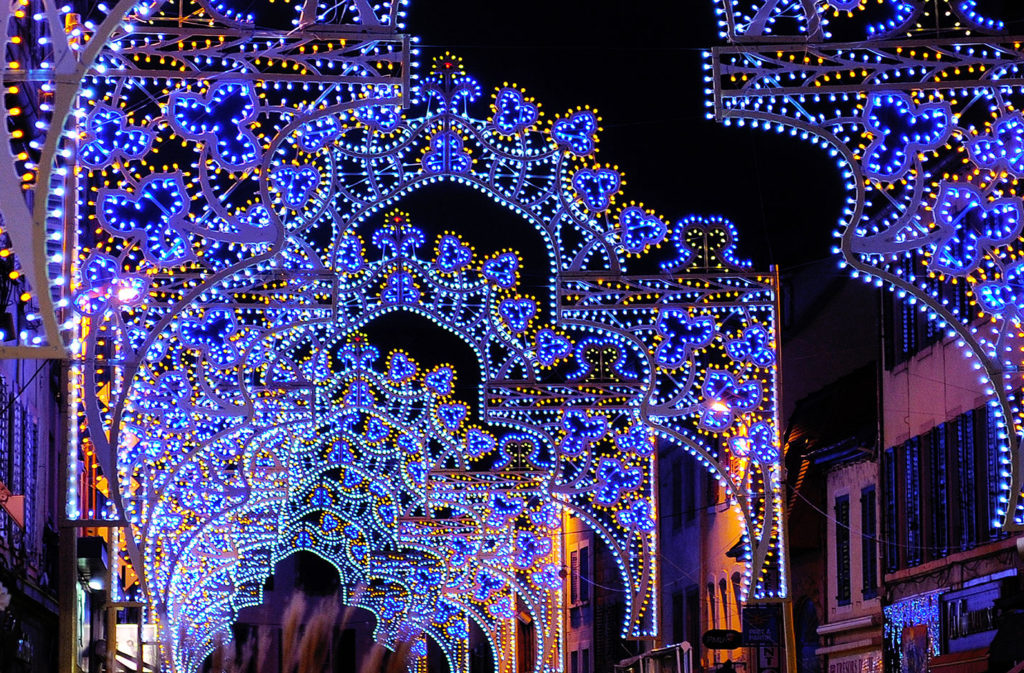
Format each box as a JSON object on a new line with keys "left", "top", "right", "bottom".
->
{"left": 757, "top": 646, "right": 780, "bottom": 673}
{"left": 742, "top": 604, "right": 782, "bottom": 646}
{"left": 702, "top": 629, "right": 743, "bottom": 650}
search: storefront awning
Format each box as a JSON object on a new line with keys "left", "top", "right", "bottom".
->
{"left": 929, "top": 647, "right": 989, "bottom": 673}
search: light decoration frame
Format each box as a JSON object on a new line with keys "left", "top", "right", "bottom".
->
{"left": 709, "top": 0, "right": 1024, "bottom": 531}
{"left": 58, "top": 4, "right": 785, "bottom": 672}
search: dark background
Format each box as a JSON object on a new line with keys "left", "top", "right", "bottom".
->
{"left": 407, "top": 0, "right": 846, "bottom": 271}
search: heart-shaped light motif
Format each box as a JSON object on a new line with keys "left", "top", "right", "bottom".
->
{"left": 535, "top": 328, "right": 572, "bottom": 366}
{"left": 422, "top": 131, "right": 472, "bottom": 174}
{"left": 356, "top": 104, "right": 401, "bottom": 133}
{"left": 551, "top": 110, "right": 599, "bottom": 156}
{"left": 572, "top": 167, "right": 620, "bottom": 212}
{"left": 273, "top": 165, "right": 320, "bottom": 209}
{"left": 381, "top": 271, "right": 420, "bottom": 305}
{"left": 363, "top": 417, "right": 390, "bottom": 443}
{"left": 438, "top": 403, "right": 468, "bottom": 431}
{"left": 492, "top": 87, "right": 539, "bottom": 135}
{"left": 482, "top": 252, "right": 519, "bottom": 288}
{"left": 499, "top": 298, "right": 537, "bottom": 333}
{"left": 466, "top": 428, "right": 496, "bottom": 458}
{"left": 435, "top": 234, "right": 473, "bottom": 273}
{"left": 387, "top": 351, "right": 417, "bottom": 382}
{"left": 619, "top": 206, "right": 667, "bottom": 253}
{"left": 406, "top": 461, "right": 427, "bottom": 484}
{"left": 425, "top": 366, "right": 455, "bottom": 396}
{"left": 337, "top": 233, "right": 365, "bottom": 273}
{"left": 309, "top": 486, "right": 332, "bottom": 507}
{"left": 297, "top": 118, "right": 340, "bottom": 152}
{"left": 376, "top": 502, "right": 395, "bottom": 523}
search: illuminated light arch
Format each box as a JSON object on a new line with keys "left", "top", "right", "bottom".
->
{"left": 64, "top": 4, "right": 785, "bottom": 670}
{"left": 708, "top": 0, "right": 1024, "bottom": 530}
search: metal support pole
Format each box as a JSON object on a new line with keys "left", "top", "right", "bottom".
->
{"left": 105, "top": 530, "right": 116, "bottom": 673}
{"left": 58, "top": 358, "right": 78, "bottom": 673}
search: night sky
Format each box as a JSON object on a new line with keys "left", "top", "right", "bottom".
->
{"left": 406, "top": 0, "right": 847, "bottom": 271}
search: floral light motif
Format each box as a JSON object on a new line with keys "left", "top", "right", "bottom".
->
{"left": 594, "top": 457, "right": 643, "bottom": 506}
{"left": 729, "top": 421, "right": 779, "bottom": 463}
{"left": 559, "top": 410, "right": 608, "bottom": 457}
{"left": 97, "top": 175, "right": 192, "bottom": 266}
{"left": 79, "top": 104, "right": 153, "bottom": 169}
{"left": 930, "top": 183, "right": 1023, "bottom": 276}
{"left": 616, "top": 499, "right": 656, "bottom": 532}
{"left": 656, "top": 309, "right": 716, "bottom": 368}
{"left": 862, "top": 93, "right": 951, "bottom": 181}
{"left": 969, "top": 113, "right": 1024, "bottom": 177}
{"left": 726, "top": 326, "right": 775, "bottom": 367}
{"left": 423, "top": 132, "right": 473, "bottom": 173}
{"left": 701, "top": 370, "right": 763, "bottom": 431}
{"left": 975, "top": 262, "right": 1024, "bottom": 318}
{"left": 168, "top": 82, "right": 260, "bottom": 170}
{"left": 73, "top": 253, "right": 147, "bottom": 316}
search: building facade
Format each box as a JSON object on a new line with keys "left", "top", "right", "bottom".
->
{"left": 0, "top": 355, "right": 62, "bottom": 673}
{"left": 879, "top": 291, "right": 1024, "bottom": 673}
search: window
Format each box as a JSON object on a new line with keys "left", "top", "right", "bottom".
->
{"left": 579, "top": 545, "right": 590, "bottom": 603}
{"left": 707, "top": 582, "right": 717, "bottom": 629}
{"left": 581, "top": 648, "right": 590, "bottom": 673}
{"left": 882, "top": 446, "right": 899, "bottom": 572}
{"left": 571, "top": 651, "right": 579, "bottom": 673}
{"left": 881, "top": 403, "right": 1008, "bottom": 575}
{"left": 731, "top": 573, "right": 743, "bottom": 629}
{"left": 861, "top": 486, "right": 877, "bottom": 598}
{"left": 835, "top": 494, "right": 851, "bottom": 605}
{"left": 954, "top": 411, "right": 976, "bottom": 550}
{"left": 904, "top": 438, "right": 923, "bottom": 566}
{"left": 569, "top": 550, "right": 578, "bottom": 604}
{"left": 569, "top": 545, "right": 590, "bottom": 605}
{"left": 885, "top": 253, "right": 968, "bottom": 367}
{"left": 928, "top": 424, "right": 948, "bottom": 558}
{"left": 719, "top": 579, "right": 730, "bottom": 629}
